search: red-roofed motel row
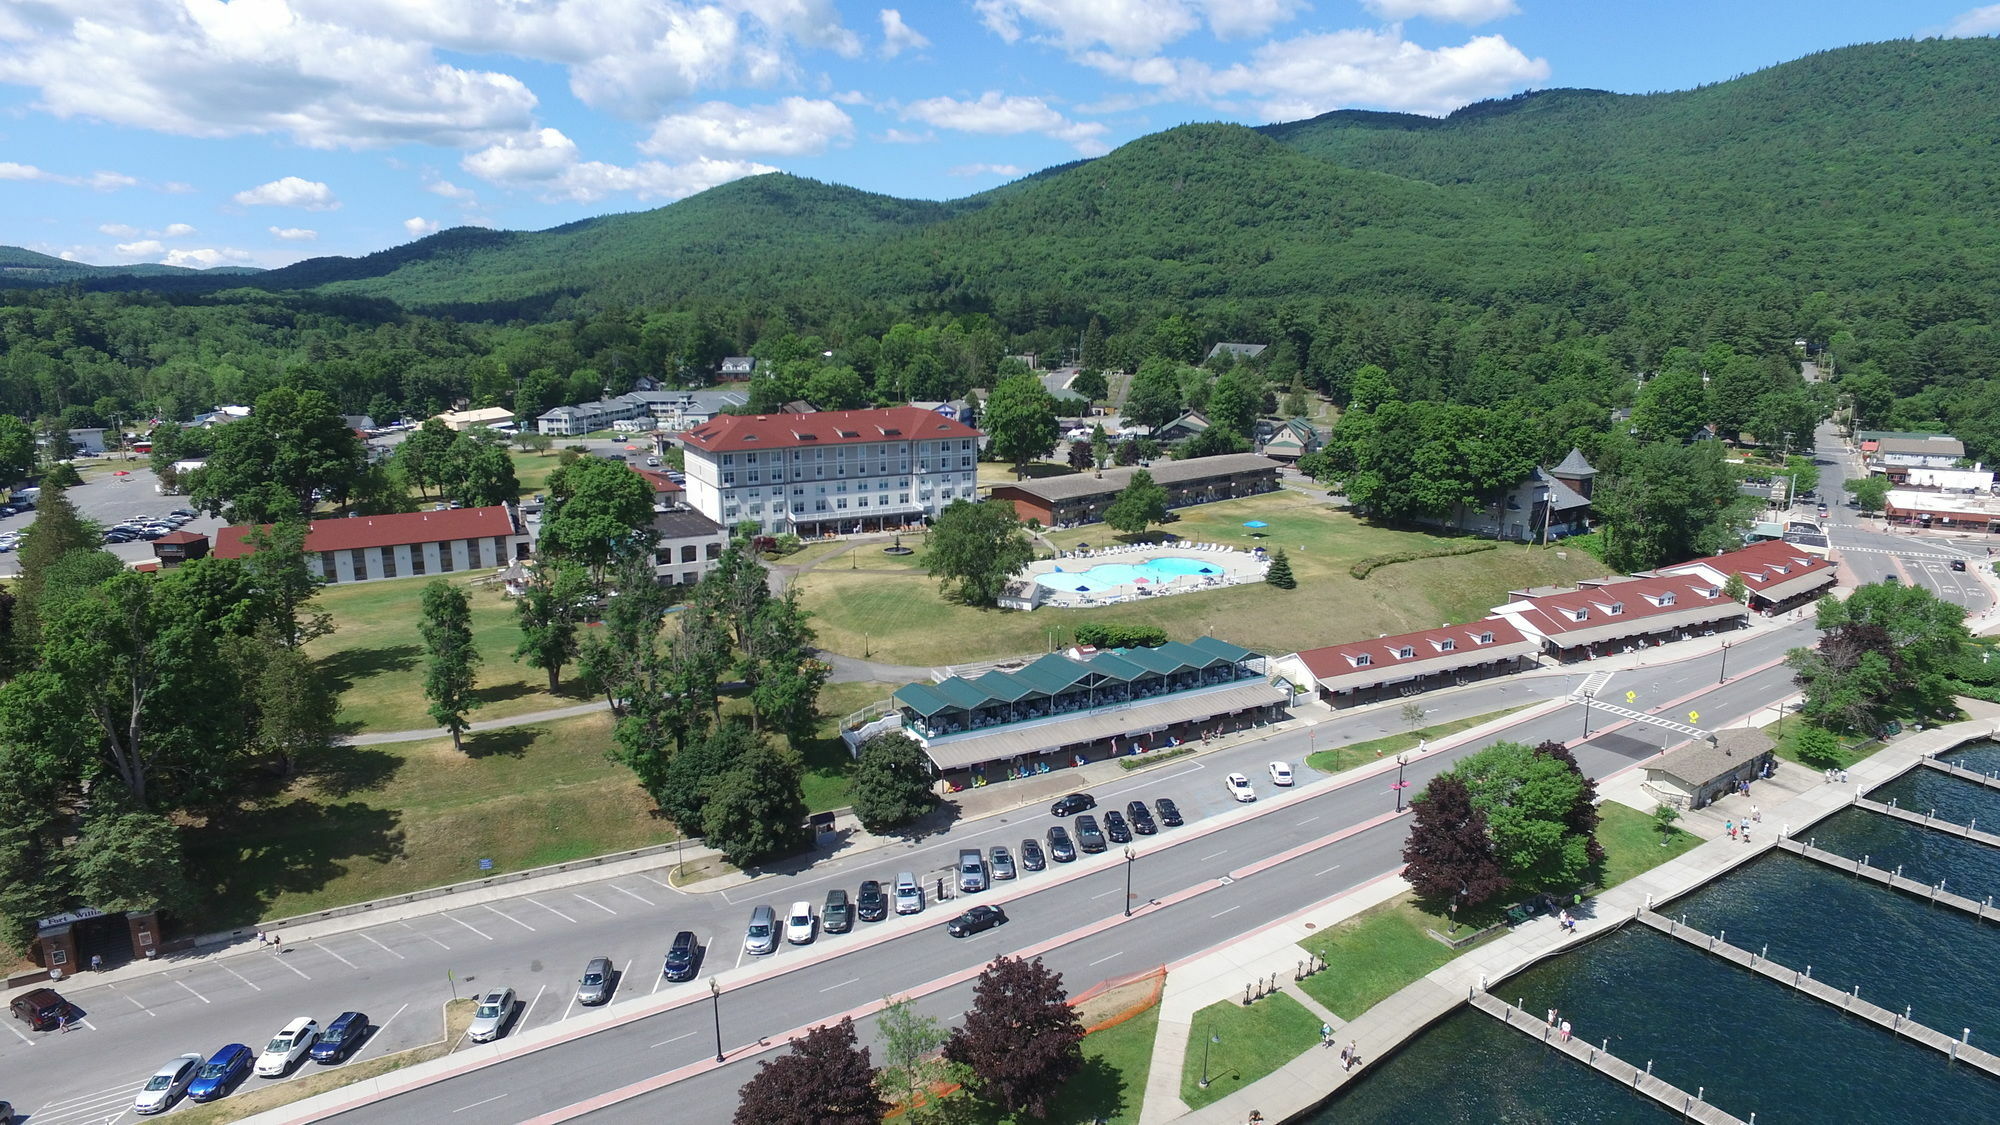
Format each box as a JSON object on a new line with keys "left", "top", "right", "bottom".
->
{"left": 209, "top": 505, "right": 528, "bottom": 583}
{"left": 1274, "top": 540, "right": 1835, "bottom": 706}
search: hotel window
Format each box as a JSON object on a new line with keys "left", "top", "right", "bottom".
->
{"left": 380, "top": 550, "right": 397, "bottom": 579}
{"left": 411, "top": 548, "right": 427, "bottom": 576}
{"left": 438, "top": 544, "right": 455, "bottom": 572}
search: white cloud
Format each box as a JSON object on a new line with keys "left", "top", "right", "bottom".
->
{"left": 463, "top": 128, "right": 581, "bottom": 183}
{"left": 233, "top": 177, "right": 341, "bottom": 210}
{"left": 1362, "top": 0, "right": 1520, "bottom": 24}
{"left": 973, "top": 0, "right": 1300, "bottom": 56}
{"left": 268, "top": 226, "right": 319, "bottom": 241}
{"left": 426, "top": 178, "right": 478, "bottom": 201}
{"left": 879, "top": 9, "right": 930, "bottom": 57}
{"left": 877, "top": 127, "right": 935, "bottom": 144}
{"left": 404, "top": 216, "right": 441, "bottom": 237}
{"left": 161, "top": 222, "right": 197, "bottom": 238}
{"left": 948, "top": 162, "right": 1024, "bottom": 177}
{"left": 163, "top": 247, "right": 255, "bottom": 268}
{"left": 1207, "top": 29, "right": 1549, "bottom": 117}
{"left": 98, "top": 222, "right": 140, "bottom": 237}
{"left": 1946, "top": 4, "right": 2000, "bottom": 35}
{"left": 463, "top": 126, "right": 773, "bottom": 202}
{"left": 0, "top": 161, "right": 139, "bottom": 190}
{"left": 114, "top": 239, "right": 164, "bottom": 257}
{"left": 901, "top": 91, "right": 1109, "bottom": 154}
{"left": 641, "top": 97, "right": 853, "bottom": 157}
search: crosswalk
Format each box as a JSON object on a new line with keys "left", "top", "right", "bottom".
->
{"left": 1833, "top": 544, "right": 1972, "bottom": 561}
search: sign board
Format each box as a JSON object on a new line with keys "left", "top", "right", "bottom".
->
{"left": 1626, "top": 691, "right": 1636, "bottom": 703}
{"left": 37, "top": 906, "right": 107, "bottom": 931}
{"left": 478, "top": 858, "right": 494, "bottom": 872}
{"left": 1688, "top": 711, "right": 1700, "bottom": 723}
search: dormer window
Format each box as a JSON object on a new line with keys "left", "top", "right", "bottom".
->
{"left": 1571, "top": 608, "right": 1590, "bottom": 622}
{"left": 1436, "top": 638, "right": 1455, "bottom": 652}
{"left": 1658, "top": 592, "right": 1676, "bottom": 606}
{"left": 1397, "top": 646, "right": 1415, "bottom": 659}
{"left": 1607, "top": 601, "right": 1624, "bottom": 615}
{"left": 1353, "top": 653, "right": 1372, "bottom": 668}
{"left": 1477, "top": 631, "right": 1494, "bottom": 644}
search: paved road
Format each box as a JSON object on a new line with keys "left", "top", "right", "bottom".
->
{"left": 0, "top": 460, "right": 229, "bottom": 577}
{"left": 1808, "top": 426, "right": 1994, "bottom": 616}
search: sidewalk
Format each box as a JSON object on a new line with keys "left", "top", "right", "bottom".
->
{"left": 1154, "top": 713, "right": 2000, "bottom": 1124}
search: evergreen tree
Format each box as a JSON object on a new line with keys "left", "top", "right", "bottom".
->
{"left": 10, "top": 481, "right": 99, "bottom": 644}
{"left": 1101, "top": 469, "right": 1169, "bottom": 536}
{"left": 419, "top": 580, "right": 481, "bottom": 753}
{"left": 850, "top": 733, "right": 939, "bottom": 832}
{"left": 1264, "top": 548, "right": 1296, "bottom": 589}
{"left": 1401, "top": 775, "right": 1508, "bottom": 908}
{"left": 733, "top": 1017, "right": 885, "bottom": 1125}
{"left": 944, "top": 955, "right": 1086, "bottom": 1119}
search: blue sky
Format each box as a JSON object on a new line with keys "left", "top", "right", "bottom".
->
{"left": 2, "top": 0, "right": 1995, "bottom": 270}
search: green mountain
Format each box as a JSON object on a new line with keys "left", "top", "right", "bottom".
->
{"left": 0, "top": 245, "right": 261, "bottom": 283}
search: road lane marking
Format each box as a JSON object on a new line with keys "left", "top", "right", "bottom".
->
{"left": 819, "top": 978, "right": 859, "bottom": 993}
{"left": 1313, "top": 864, "right": 1343, "bottom": 877}
{"left": 442, "top": 912, "right": 492, "bottom": 936}
{"left": 317, "top": 943, "right": 360, "bottom": 969}
{"left": 612, "top": 884, "right": 654, "bottom": 906}
{"left": 651, "top": 1031, "right": 695, "bottom": 1049}
{"left": 1211, "top": 905, "right": 1242, "bottom": 918}
{"left": 573, "top": 893, "right": 617, "bottom": 915}
{"left": 218, "top": 962, "right": 264, "bottom": 991}
{"left": 453, "top": 1093, "right": 508, "bottom": 1113}
{"left": 520, "top": 984, "right": 548, "bottom": 1028}
{"left": 1091, "top": 888, "right": 1121, "bottom": 900}
{"left": 176, "top": 979, "right": 211, "bottom": 1004}
{"left": 1198, "top": 850, "right": 1227, "bottom": 861}
{"left": 360, "top": 932, "right": 407, "bottom": 959}
{"left": 402, "top": 921, "right": 452, "bottom": 950}
{"left": 528, "top": 898, "right": 578, "bottom": 924}
{"left": 1299, "top": 815, "right": 1319, "bottom": 826}
{"left": 1088, "top": 952, "right": 1122, "bottom": 967}
{"left": 483, "top": 904, "right": 536, "bottom": 931}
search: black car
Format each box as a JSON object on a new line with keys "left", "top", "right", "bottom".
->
{"left": 663, "top": 930, "right": 700, "bottom": 981}
{"left": 1050, "top": 792, "right": 1097, "bottom": 817}
{"left": 1951, "top": 559, "right": 1968, "bottom": 572}
{"left": 1045, "top": 825, "right": 1077, "bottom": 863}
{"left": 1102, "top": 810, "right": 1132, "bottom": 844}
{"left": 1155, "top": 798, "right": 1184, "bottom": 828}
{"left": 1074, "top": 814, "right": 1107, "bottom": 853}
{"left": 824, "top": 889, "right": 854, "bottom": 933}
{"left": 1019, "top": 838, "right": 1046, "bottom": 871}
{"left": 945, "top": 905, "right": 1008, "bottom": 938}
{"left": 857, "top": 879, "right": 889, "bottom": 922}
{"left": 311, "top": 1011, "right": 369, "bottom": 1063}
{"left": 1127, "top": 800, "right": 1158, "bottom": 835}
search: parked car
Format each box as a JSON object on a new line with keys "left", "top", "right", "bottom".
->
{"left": 1075, "top": 814, "right": 1107, "bottom": 853}
{"left": 10, "top": 987, "right": 76, "bottom": 1031}
{"left": 1269, "top": 761, "right": 1294, "bottom": 786}
{"left": 785, "top": 901, "right": 817, "bottom": 944}
{"left": 989, "top": 845, "right": 1016, "bottom": 881}
{"left": 1019, "top": 838, "right": 1047, "bottom": 871}
{"left": 311, "top": 1011, "right": 369, "bottom": 1063}
{"left": 255, "top": 1017, "right": 320, "bottom": 1076}
{"left": 946, "top": 905, "right": 1008, "bottom": 938}
{"left": 857, "top": 879, "right": 889, "bottom": 922}
{"left": 1045, "top": 825, "right": 1077, "bottom": 863}
{"left": 1127, "top": 800, "right": 1158, "bottom": 835}
{"left": 187, "top": 1043, "right": 254, "bottom": 1101}
{"left": 1103, "top": 810, "right": 1132, "bottom": 844}
{"left": 958, "top": 848, "right": 988, "bottom": 894}
{"left": 744, "top": 905, "right": 780, "bottom": 954}
{"left": 1050, "top": 792, "right": 1097, "bottom": 816}
{"left": 1225, "top": 773, "right": 1256, "bottom": 802}
{"left": 467, "top": 989, "right": 516, "bottom": 1043}
{"left": 894, "top": 872, "right": 925, "bottom": 915}
{"left": 824, "top": 889, "right": 854, "bottom": 933}
{"left": 576, "top": 957, "right": 614, "bottom": 1005}
{"left": 663, "top": 930, "right": 700, "bottom": 981}
{"left": 134, "top": 1053, "right": 204, "bottom": 1114}
{"left": 1155, "top": 797, "right": 1184, "bottom": 827}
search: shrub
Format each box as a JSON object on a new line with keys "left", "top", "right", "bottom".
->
{"left": 1073, "top": 623, "right": 1168, "bottom": 649}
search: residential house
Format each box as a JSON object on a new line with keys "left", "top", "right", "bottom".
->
{"left": 1205, "top": 342, "right": 1267, "bottom": 364}
{"left": 1873, "top": 435, "right": 1966, "bottom": 472}
{"left": 719, "top": 356, "right": 757, "bottom": 380}
{"left": 988, "top": 453, "right": 1282, "bottom": 528}
{"left": 214, "top": 504, "right": 526, "bottom": 584}
{"left": 1259, "top": 418, "right": 1322, "bottom": 463}
{"left": 1154, "top": 411, "right": 1210, "bottom": 444}
{"left": 1429, "top": 448, "right": 1595, "bottom": 543}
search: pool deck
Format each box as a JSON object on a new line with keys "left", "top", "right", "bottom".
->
{"left": 1024, "top": 542, "right": 1268, "bottom": 607}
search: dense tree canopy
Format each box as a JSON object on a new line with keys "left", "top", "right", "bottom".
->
{"left": 944, "top": 956, "right": 1086, "bottom": 1119}
{"left": 924, "top": 500, "right": 1033, "bottom": 606}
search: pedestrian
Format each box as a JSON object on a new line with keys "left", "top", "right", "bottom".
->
{"left": 1345, "top": 1041, "right": 1359, "bottom": 1069}
{"left": 270, "top": 931, "right": 280, "bottom": 952}
{"left": 58, "top": 1012, "right": 71, "bottom": 1033}
{"left": 1726, "top": 819, "right": 1735, "bottom": 839}
{"left": 257, "top": 931, "right": 268, "bottom": 949}
{"left": 1839, "top": 769, "right": 1848, "bottom": 783}
{"left": 1753, "top": 805, "right": 1761, "bottom": 823}
{"left": 1321, "top": 1022, "right": 1333, "bottom": 1048}
{"left": 1558, "top": 1019, "right": 1572, "bottom": 1042}
{"left": 1742, "top": 823, "right": 1751, "bottom": 843}
{"left": 1548, "top": 1007, "right": 1558, "bottom": 1027}
{"left": 90, "top": 953, "right": 103, "bottom": 973}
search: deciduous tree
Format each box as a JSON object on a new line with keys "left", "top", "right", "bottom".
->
{"left": 1101, "top": 469, "right": 1168, "bottom": 536}
{"left": 924, "top": 500, "right": 1032, "bottom": 607}
{"left": 1401, "top": 774, "right": 1508, "bottom": 908}
{"left": 1206, "top": 369, "right": 1257, "bottom": 440}
{"left": 1592, "top": 439, "right": 1746, "bottom": 571}
{"left": 1439, "top": 741, "right": 1593, "bottom": 891}
{"left": 419, "top": 580, "right": 480, "bottom": 752}
{"left": 944, "top": 955, "right": 1086, "bottom": 1119}
{"left": 983, "top": 372, "right": 1059, "bottom": 479}
{"left": 851, "top": 733, "right": 938, "bottom": 832}
{"left": 733, "top": 1017, "right": 885, "bottom": 1125}
{"left": 514, "top": 560, "right": 591, "bottom": 692}
{"left": 539, "top": 455, "right": 655, "bottom": 578}
{"left": 702, "top": 735, "right": 810, "bottom": 865}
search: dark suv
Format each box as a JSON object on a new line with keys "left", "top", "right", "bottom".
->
{"left": 1075, "top": 814, "right": 1107, "bottom": 853}
{"left": 311, "top": 1011, "right": 369, "bottom": 1063}
{"left": 10, "top": 988, "right": 75, "bottom": 1031}
{"left": 857, "top": 879, "right": 889, "bottom": 922}
{"left": 824, "top": 889, "right": 855, "bottom": 934}
{"left": 663, "top": 930, "right": 700, "bottom": 981}
{"left": 1050, "top": 792, "right": 1097, "bottom": 816}
{"left": 1127, "top": 800, "right": 1157, "bottom": 835}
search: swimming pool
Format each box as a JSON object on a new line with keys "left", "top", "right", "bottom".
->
{"left": 1033, "top": 555, "right": 1222, "bottom": 592}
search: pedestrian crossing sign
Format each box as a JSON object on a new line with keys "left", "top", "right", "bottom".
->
{"left": 1626, "top": 691, "right": 1636, "bottom": 703}
{"left": 1688, "top": 710, "right": 1700, "bottom": 722}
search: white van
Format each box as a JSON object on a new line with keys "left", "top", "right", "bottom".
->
{"left": 894, "top": 872, "right": 924, "bottom": 915}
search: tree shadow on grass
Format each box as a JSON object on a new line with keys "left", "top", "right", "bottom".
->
{"left": 464, "top": 725, "right": 541, "bottom": 759}
{"left": 470, "top": 680, "right": 541, "bottom": 709}
{"left": 1044, "top": 1055, "right": 1136, "bottom": 1124}
{"left": 187, "top": 800, "right": 405, "bottom": 928}
{"left": 318, "top": 643, "right": 422, "bottom": 693}
{"left": 304, "top": 742, "right": 405, "bottom": 798}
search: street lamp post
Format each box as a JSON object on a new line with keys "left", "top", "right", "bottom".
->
{"left": 1392, "top": 754, "right": 1410, "bottom": 813}
{"left": 1718, "top": 641, "right": 1730, "bottom": 684}
{"left": 1123, "top": 847, "right": 1136, "bottom": 917}
{"left": 1582, "top": 689, "right": 1596, "bottom": 738}
{"left": 708, "top": 977, "right": 724, "bottom": 1063}
{"left": 1199, "top": 1027, "right": 1219, "bottom": 1088}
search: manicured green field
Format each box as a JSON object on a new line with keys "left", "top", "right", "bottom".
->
{"left": 1179, "top": 991, "right": 1322, "bottom": 1109}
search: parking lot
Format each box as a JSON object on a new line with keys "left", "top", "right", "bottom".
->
{"left": 0, "top": 460, "right": 231, "bottom": 578}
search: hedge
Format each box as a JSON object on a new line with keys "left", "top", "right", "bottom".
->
{"left": 1348, "top": 541, "right": 1498, "bottom": 579}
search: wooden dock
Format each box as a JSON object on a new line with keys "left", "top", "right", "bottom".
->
{"left": 1855, "top": 796, "right": 2000, "bottom": 850}
{"left": 1467, "top": 991, "right": 1744, "bottom": 1124}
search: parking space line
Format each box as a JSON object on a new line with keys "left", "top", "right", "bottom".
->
{"left": 444, "top": 913, "right": 494, "bottom": 941}
{"left": 1091, "top": 888, "right": 1120, "bottom": 900}
{"left": 359, "top": 1002, "right": 408, "bottom": 1061}
{"left": 521, "top": 983, "right": 548, "bottom": 1028}
{"left": 573, "top": 893, "right": 617, "bottom": 915}
{"left": 529, "top": 898, "right": 578, "bottom": 924}
{"left": 619, "top": 958, "right": 633, "bottom": 998}
{"left": 483, "top": 903, "right": 537, "bottom": 931}
{"left": 176, "top": 979, "right": 211, "bottom": 1004}
{"left": 5, "top": 1019, "right": 33, "bottom": 1045}
{"left": 561, "top": 990, "right": 578, "bottom": 1024}
{"left": 317, "top": 943, "right": 360, "bottom": 969}
{"left": 401, "top": 921, "right": 452, "bottom": 950}
{"left": 270, "top": 952, "right": 313, "bottom": 980}
{"left": 359, "top": 932, "right": 407, "bottom": 959}
{"left": 652, "top": 970, "right": 667, "bottom": 995}
{"left": 115, "top": 988, "right": 153, "bottom": 1016}
{"left": 636, "top": 872, "right": 681, "bottom": 894}
{"left": 218, "top": 962, "right": 264, "bottom": 991}
{"left": 611, "top": 884, "right": 654, "bottom": 906}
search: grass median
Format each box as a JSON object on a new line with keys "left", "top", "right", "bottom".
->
{"left": 1304, "top": 705, "right": 1530, "bottom": 777}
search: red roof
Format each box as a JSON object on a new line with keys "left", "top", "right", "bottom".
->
{"left": 154, "top": 530, "right": 208, "bottom": 545}
{"left": 681, "top": 406, "right": 980, "bottom": 454}
{"left": 1295, "top": 619, "right": 1529, "bottom": 680}
{"left": 632, "top": 466, "right": 683, "bottom": 494}
{"left": 214, "top": 505, "right": 518, "bottom": 558}
{"left": 1658, "top": 539, "right": 1833, "bottom": 592}
{"left": 1505, "top": 574, "right": 1731, "bottom": 637}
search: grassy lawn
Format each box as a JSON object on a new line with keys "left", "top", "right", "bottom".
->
{"left": 1763, "top": 717, "right": 1879, "bottom": 770}
{"left": 1296, "top": 895, "right": 1483, "bottom": 1021}
{"left": 797, "top": 492, "right": 1606, "bottom": 665}
{"left": 1591, "top": 800, "right": 1701, "bottom": 889}
{"left": 1179, "top": 991, "right": 1321, "bottom": 1109}
{"left": 1304, "top": 705, "right": 1529, "bottom": 776}
{"left": 956, "top": 1003, "right": 1162, "bottom": 1125}
{"left": 719, "top": 679, "right": 895, "bottom": 812}
{"left": 310, "top": 572, "right": 590, "bottom": 733}
{"left": 508, "top": 447, "right": 565, "bottom": 499}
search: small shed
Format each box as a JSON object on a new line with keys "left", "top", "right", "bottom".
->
{"left": 1643, "top": 728, "right": 1775, "bottom": 810}
{"left": 151, "top": 530, "right": 210, "bottom": 568}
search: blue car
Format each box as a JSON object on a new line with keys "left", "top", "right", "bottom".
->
{"left": 185, "top": 1044, "right": 252, "bottom": 1102}
{"left": 310, "top": 1011, "right": 369, "bottom": 1064}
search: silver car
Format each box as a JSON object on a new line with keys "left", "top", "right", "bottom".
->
{"left": 133, "top": 1053, "right": 203, "bottom": 1115}
{"left": 576, "top": 957, "right": 613, "bottom": 1006}
{"left": 467, "top": 988, "right": 517, "bottom": 1043}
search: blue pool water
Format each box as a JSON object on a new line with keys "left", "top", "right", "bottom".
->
{"left": 1034, "top": 555, "right": 1221, "bottom": 591}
